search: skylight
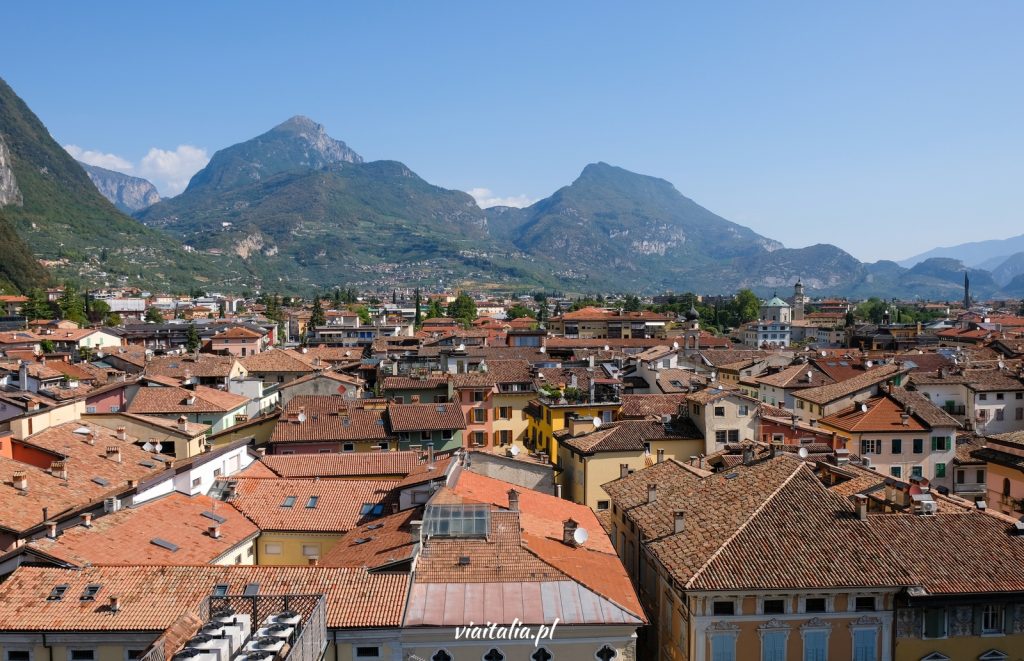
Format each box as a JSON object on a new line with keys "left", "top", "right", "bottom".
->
{"left": 80, "top": 584, "right": 102, "bottom": 601}
{"left": 422, "top": 503, "right": 490, "bottom": 538}
{"left": 305, "top": 496, "right": 319, "bottom": 509}
{"left": 243, "top": 582, "right": 259, "bottom": 596}
{"left": 46, "top": 584, "right": 69, "bottom": 601}
{"left": 202, "top": 511, "right": 227, "bottom": 524}
{"left": 212, "top": 584, "right": 229, "bottom": 597}
{"left": 281, "top": 496, "right": 297, "bottom": 508}
{"left": 91, "top": 477, "right": 110, "bottom": 487}
{"left": 359, "top": 503, "right": 385, "bottom": 517}
{"left": 151, "top": 537, "right": 180, "bottom": 552}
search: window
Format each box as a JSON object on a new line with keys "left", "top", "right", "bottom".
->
{"left": 935, "top": 463, "right": 946, "bottom": 478}
{"left": 912, "top": 465, "right": 923, "bottom": 479}
{"left": 728, "top": 430, "right": 739, "bottom": 443}
{"left": 531, "top": 649, "right": 553, "bottom": 661}
{"left": 913, "top": 438, "right": 923, "bottom": 454}
{"left": 1018, "top": 393, "right": 1023, "bottom": 399}
{"left": 192, "top": 477, "right": 202, "bottom": 488}
{"left": 802, "top": 630, "right": 828, "bottom": 661}
{"left": 980, "top": 393, "right": 988, "bottom": 401}
{"left": 763, "top": 598, "right": 786, "bottom": 614}
{"left": 597, "top": 500, "right": 609, "bottom": 510}
{"left": 473, "top": 390, "right": 485, "bottom": 402}
{"left": 997, "top": 393, "right": 1005, "bottom": 401}
{"left": 498, "top": 429, "right": 512, "bottom": 445}
{"left": 302, "top": 544, "right": 320, "bottom": 557}
{"left": 1017, "top": 407, "right": 1023, "bottom": 421}
{"left": 804, "top": 597, "right": 827, "bottom": 613}
{"left": 80, "top": 584, "right": 102, "bottom": 601}
{"left": 714, "top": 406, "right": 726, "bottom": 417}
{"left": 982, "top": 604, "right": 1003, "bottom": 633}
{"left": 890, "top": 466, "right": 902, "bottom": 478}
{"left": 306, "top": 496, "right": 319, "bottom": 508}
{"left": 715, "top": 430, "right": 727, "bottom": 444}
{"left": 263, "top": 542, "right": 282, "bottom": 555}
{"left": 738, "top": 405, "right": 749, "bottom": 416}
{"left": 281, "top": 495, "right": 297, "bottom": 508}
{"left": 978, "top": 468, "right": 985, "bottom": 484}
{"left": 891, "top": 438, "right": 902, "bottom": 454}
{"left": 712, "top": 600, "right": 735, "bottom": 615}
{"left": 442, "top": 430, "right": 454, "bottom": 441}
{"left": 855, "top": 596, "right": 876, "bottom": 611}
{"left": 602, "top": 410, "right": 613, "bottom": 423}
{"left": 710, "top": 635, "right": 736, "bottom": 661}
{"left": 852, "top": 629, "right": 877, "bottom": 661}
{"left": 498, "top": 406, "right": 512, "bottom": 420}
{"left": 85, "top": 406, "right": 96, "bottom": 414}
{"left": 860, "top": 439, "right": 880, "bottom": 455}
{"left": 421, "top": 431, "right": 432, "bottom": 442}
{"left": 761, "top": 630, "right": 787, "bottom": 661}
{"left": 483, "top": 650, "right": 505, "bottom": 661}
{"left": 431, "top": 652, "right": 452, "bottom": 661}
{"left": 393, "top": 396, "right": 404, "bottom": 404}
{"left": 924, "top": 607, "right": 947, "bottom": 638}
{"left": 354, "top": 648, "right": 381, "bottom": 659}
{"left": 996, "top": 409, "right": 1005, "bottom": 421}
{"left": 932, "top": 436, "right": 951, "bottom": 451}
{"left": 6, "top": 651, "right": 31, "bottom": 661}
{"left": 70, "top": 652, "right": 94, "bottom": 661}
{"left": 473, "top": 408, "right": 487, "bottom": 423}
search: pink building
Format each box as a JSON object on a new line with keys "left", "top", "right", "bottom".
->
{"left": 211, "top": 326, "right": 264, "bottom": 357}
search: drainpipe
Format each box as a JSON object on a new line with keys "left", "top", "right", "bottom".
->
{"left": 42, "top": 633, "right": 53, "bottom": 661}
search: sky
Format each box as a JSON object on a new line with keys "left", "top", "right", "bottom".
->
{"left": 1, "top": 1, "right": 1021, "bottom": 262}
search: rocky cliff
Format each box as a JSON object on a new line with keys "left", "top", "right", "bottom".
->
{"left": 0, "top": 134, "right": 22, "bottom": 206}
{"left": 79, "top": 162, "right": 160, "bottom": 213}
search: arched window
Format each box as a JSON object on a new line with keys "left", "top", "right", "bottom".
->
{"left": 595, "top": 646, "right": 617, "bottom": 661}
{"left": 483, "top": 650, "right": 505, "bottom": 661}
{"left": 531, "top": 649, "right": 553, "bottom": 661}
{"left": 1004, "top": 478, "right": 1012, "bottom": 497}
{"left": 431, "top": 651, "right": 453, "bottom": 661}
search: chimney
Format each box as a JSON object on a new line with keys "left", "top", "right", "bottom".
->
{"left": 109, "top": 595, "right": 120, "bottom": 613}
{"left": 391, "top": 502, "right": 400, "bottom": 514}
{"left": 50, "top": 460, "right": 68, "bottom": 481}
{"left": 562, "top": 518, "right": 579, "bottom": 546}
{"left": 46, "top": 521, "right": 58, "bottom": 539}
{"left": 254, "top": 447, "right": 266, "bottom": 457}
{"left": 900, "top": 412, "right": 910, "bottom": 426}
{"left": 835, "top": 448, "right": 850, "bottom": 465}
{"left": 208, "top": 524, "right": 221, "bottom": 539}
{"left": 185, "top": 395, "right": 197, "bottom": 406}
{"left": 854, "top": 494, "right": 868, "bottom": 521}
{"left": 507, "top": 489, "right": 520, "bottom": 511}
{"left": 12, "top": 471, "right": 27, "bottom": 490}
{"left": 307, "top": 557, "right": 319, "bottom": 566}
{"left": 115, "top": 426, "right": 127, "bottom": 441}
{"left": 81, "top": 512, "right": 93, "bottom": 528}
{"left": 18, "top": 360, "right": 28, "bottom": 387}
{"left": 657, "top": 448, "right": 665, "bottom": 463}
{"left": 742, "top": 447, "right": 754, "bottom": 465}
{"left": 647, "top": 483, "right": 657, "bottom": 504}
{"left": 555, "top": 483, "right": 563, "bottom": 499}
{"left": 427, "top": 442, "right": 435, "bottom": 466}
{"left": 177, "top": 415, "right": 188, "bottom": 432}
{"left": 411, "top": 394, "right": 421, "bottom": 404}
{"left": 86, "top": 431, "right": 96, "bottom": 446}
{"left": 619, "top": 463, "right": 629, "bottom": 479}
{"left": 673, "top": 510, "right": 686, "bottom": 534}
{"left": 689, "top": 455, "right": 698, "bottom": 466}
{"left": 106, "top": 446, "right": 122, "bottom": 463}
{"left": 163, "top": 459, "right": 174, "bottom": 469}
{"left": 127, "top": 479, "right": 138, "bottom": 488}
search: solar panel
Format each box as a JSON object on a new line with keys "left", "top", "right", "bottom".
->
{"left": 151, "top": 537, "right": 180, "bottom": 552}
{"left": 202, "top": 511, "right": 227, "bottom": 524}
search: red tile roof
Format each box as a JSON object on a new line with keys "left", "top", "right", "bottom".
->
{"left": 260, "top": 450, "right": 425, "bottom": 478}
{"left": 127, "top": 385, "right": 248, "bottom": 414}
{"left": 387, "top": 402, "right": 466, "bottom": 432}
{"left": 270, "top": 396, "right": 391, "bottom": 443}
{"left": 227, "top": 477, "right": 399, "bottom": 532}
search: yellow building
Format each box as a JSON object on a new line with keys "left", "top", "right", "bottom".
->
{"left": 556, "top": 416, "right": 705, "bottom": 510}
{"left": 972, "top": 430, "right": 1024, "bottom": 515}
{"left": 525, "top": 367, "right": 623, "bottom": 464}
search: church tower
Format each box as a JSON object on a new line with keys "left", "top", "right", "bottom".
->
{"left": 793, "top": 279, "right": 806, "bottom": 321}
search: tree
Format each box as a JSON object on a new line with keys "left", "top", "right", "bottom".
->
{"left": 855, "top": 298, "right": 888, "bottom": 325}
{"left": 40, "top": 339, "right": 55, "bottom": 354}
{"left": 218, "top": 300, "right": 226, "bottom": 319}
{"left": 185, "top": 322, "right": 200, "bottom": 353}
{"left": 447, "top": 293, "right": 477, "bottom": 327}
{"left": 354, "top": 305, "right": 372, "bottom": 325}
{"left": 506, "top": 304, "right": 534, "bottom": 319}
{"left": 106, "top": 312, "right": 122, "bottom": 326}
{"left": 88, "top": 299, "right": 111, "bottom": 324}
{"left": 845, "top": 311, "right": 856, "bottom": 328}
{"left": 145, "top": 307, "right": 165, "bottom": 323}
{"left": 732, "top": 289, "right": 760, "bottom": 324}
{"left": 309, "top": 296, "right": 326, "bottom": 327}
{"left": 426, "top": 299, "right": 446, "bottom": 320}
{"left": 58, "top": 282, "right": 87, "bottom": 326}
{"left": 414, "top": 288, "right": 422, "bottom": 328}
{"left": 21, "top": 288, "right": 53, "bottom": 321}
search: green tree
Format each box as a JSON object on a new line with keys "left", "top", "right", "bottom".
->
{"left": 622, "top": 294, "right": 643, "bottom": 312}
{"left": 21, "top": 288, "right": 53, "bottom": 320}
{"left": 447, "top": 293, "right": 477, "bottom": 327}
{"left": 309, "top": 296, "right": 326, "bottom": 327}
{"left": 506, "top": 304, "right": 534, "bottom": 319}
{"left": 145, "top": 307, "right": 165, "bottom": 323}
{"left": 426, "top": 299, "right": 446, "bottom": 319}
{"left": 414, "top": 288, "right": 422, "bottom": 328}
{"left": 185, "top": 322, "right": 200, "bottom": 353}
{"left": 732, "top": 289, "right": 760, "bottom": 324}
{"left": 855, "top": 298, "right": 888, "bottom": 325}
{"left": 40, "top": 339, "right": 55, "bottom": 354}
{"left": 88, "top": 299, "right": 111, "bottom": 324}
{"left": 354, "top": 305, "right": 372, "bottom": 325}
{"left": 105, "top": 312, "right": 122, "bottom": 326}
{"left": 218, "top": 300, "right": 226, "bottom": 319}
{"left": 58, "top": 282, "right": 87, "bottom": 326}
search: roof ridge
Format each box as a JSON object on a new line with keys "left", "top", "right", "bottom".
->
{"left": 685, "top": 460, "right": 805, "bottom": 589}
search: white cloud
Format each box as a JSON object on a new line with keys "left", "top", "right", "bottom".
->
{"left": 64, "top": 144, "right": 134, "bottom": 173}
{"left": 467, "top": 187, "right": 536, "bottom": 209}
{"left": 138, "top": 145, "right": 210, "bottom": 196}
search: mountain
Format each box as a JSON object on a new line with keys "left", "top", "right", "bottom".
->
{"left": 185, "top": 116, "right": 363, "bottom": 193}
{"left": 0, "top": 76, "right": 227, "bottom": 292}
{"left": 900, "top": 233, "right": 1024, "bottom": 269}
{"left": 79, "top": 162, "right": 160, "bottom": 213}
{"left": 989, "top": 252, "right": 1024, "bottom": 287}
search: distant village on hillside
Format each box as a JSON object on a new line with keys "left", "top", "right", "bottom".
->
{"left": 2, "top": 276, "right": 1024, "bottom": 661}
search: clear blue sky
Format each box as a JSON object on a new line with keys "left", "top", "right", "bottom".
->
{"left": 2, "top": 1, "right": 1021, "bottom": 262}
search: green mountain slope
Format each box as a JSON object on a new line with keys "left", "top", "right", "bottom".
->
{"left": 0, "top": 77, "right": 227, "bottom": 292}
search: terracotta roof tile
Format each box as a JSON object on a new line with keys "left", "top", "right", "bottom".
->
{"left": 321, "top": 507, "right": 421, "bottom": 569}
{"left": 261, "top": 450, "right": 425, "bottom": 477}
{"left": 270, "top": 396, "right": 390, "bottom": 443}
{"left": 794, "top": 363, "right": 907, "bottom": 405}
{"left": 387, "top": 402, "right": 466, "bottom": 432}
{"left": 127, "top": 385, "right": 248, "bottom": 414}
{"left": 226, "top": 477, "right": 400, "bottom": 532}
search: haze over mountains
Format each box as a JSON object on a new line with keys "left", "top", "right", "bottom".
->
{"left": 1, "top": 75, "right": 1021, "bottom": 298}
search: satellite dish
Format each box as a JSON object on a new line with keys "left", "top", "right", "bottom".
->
{"left": 672, "top": 341, "right": 679, "bottom": 350}
{"left": 592, "top": 416, "right": 602, "bottom": 429}
{"left": 539, "top": 346, "right": 547, "bottom": 353}
{"left": 860, "top": 403, "right": 868, "bottom": 413}
{"left": 806, "top": 371, "right": 813, "bottom": 381}
{"left": 999, "top": 360, "right": 1006, "bottom": 370}
{"left": 297, "top": 412, "right": 307, "bottom": 423}
{"left": 142, "top": 441, "right": 154, "bottom": 452}
{"left": 798, "top": 447, "right": 809, "bottom": 459}
{"left": 509, "top": 445, "right": 520, "bottom": 456}
{"left": 821, "top": 351, "right": 827, "bottom": 357}
{"left": 603, "top": 345, "right": 610, "bottom": 352}
{"left": 573, "top": 527, "right": 589, "bottom": 546}
{"left": 153, "top": 442, "right": 163, "bottom": 453}
{"left": 457, "top": 343, "right": 466, "bottom": 351}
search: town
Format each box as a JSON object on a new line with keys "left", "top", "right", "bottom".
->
{"left": 1, "top": 278, "right": 1023, "bottom": 661}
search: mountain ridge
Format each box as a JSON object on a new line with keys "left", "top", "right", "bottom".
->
{"left": 79, "top": 161, "right": 161, "bottom": 213}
